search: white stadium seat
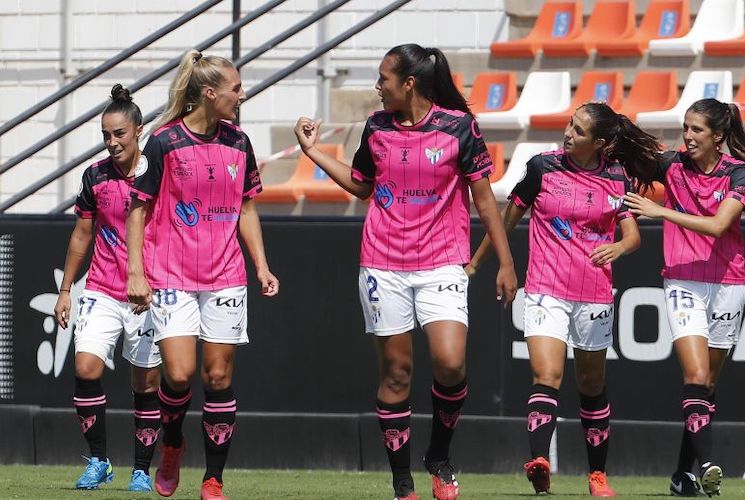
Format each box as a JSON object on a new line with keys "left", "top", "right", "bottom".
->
{"left": 491, "top": 142, "right": 559, "bottom": 203}
{"left": 648, "top": 0, "right": 744, "bottom": 56}
{"left": 477, "top": 72, "right": 571, "bottom": 130}
{"left": 635, "top": 71, "right": 733, "bottom": 129}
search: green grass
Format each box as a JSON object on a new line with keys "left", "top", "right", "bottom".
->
{"left": 0, "top": 465, "right": 742, "bottom": 499}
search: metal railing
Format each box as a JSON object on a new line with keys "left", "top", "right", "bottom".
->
{"left": 1, "top": 0, "right": 414, "bottom": 213}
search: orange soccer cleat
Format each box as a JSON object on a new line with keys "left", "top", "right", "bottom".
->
{"left": 524, "top": 456, "right": 551, "bottom": 494}
{"left": 588, "top": 471, "right": 616, "bottom": 497}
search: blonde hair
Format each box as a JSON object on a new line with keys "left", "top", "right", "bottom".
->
{"left": 151, "top": 49, "right": 235, "bottom": 132}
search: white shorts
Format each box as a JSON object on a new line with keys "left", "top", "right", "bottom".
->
{"left": 358, "top": 265, "right": 469, "bottom": 336}
{"left": 524, "top": 293, "right": 614, "bottom": 351}
{"left": 149, "top": 286, "right": 249, "bottom": 345}
{"left": 74, "top": 289, "right": 161, "bottom": 368}
{"left": 663, "top": 279, "right": 745, "bottom": 349}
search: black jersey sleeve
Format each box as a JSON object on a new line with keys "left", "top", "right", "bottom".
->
{"left": 351, "top": 120, "right": 375, "bottom": 183}
{"left": 655, "top": 150, "right": 678, "bottom": 182}
{"left": 509, "top": 154, "right": 544, "bottom": 207}
{"left": 458, "top": 115, "right": 493, "bottom": 181}
{"left": 74, "top": 167, "right": 96, "bottom": 218}
{"left": 132, "top": 133, "right": 165, "bottom": 201}
{"left": 727, "top": 164, "right": 745, "bottom": 204}
{"left": 243, "top": 134, "right": 263, "bottom": 199}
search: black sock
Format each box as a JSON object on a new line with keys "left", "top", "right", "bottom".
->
{"left": 202, "top": 387, "right": 237, "bottom": 483}
{"left": 133, "top": 391, "right": 161, "bottom": 474}
{"left": 682, "top": 384, "right": 713, "bottom": 467}
{"left": 158, "top": 380, "right": 191, "bottom": 448}
{"left": 377, "top": 398, "right": 413, "bottom": 491}
{"left": 580, "top": 389, "right": 610, "bottom": 473}
{"left": 678, "top": 389, "right": 716, "bottom": 473}
{"left": 527, "top": 384, "right": 558, "bottom": 460}
{"left": 426, "top": 378, "right": 467, "bottom": 463}
{"left": 74, "top": 377, "right": 107, "bottom": 460}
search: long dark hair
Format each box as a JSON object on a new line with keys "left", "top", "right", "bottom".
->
{"left": 103, "top": 84, "right": 142, "bottom": 126}
{"left": 687, "top": 98, "right": 745, "bottom": 161}
{"left": 385, "top": 44, "right": 471, "bottom": 116}
{"left": 579, "top": 102, "right": 660, "bottom": 194}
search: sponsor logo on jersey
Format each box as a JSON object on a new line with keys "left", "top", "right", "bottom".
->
{"left": 425, "top": 147, "right": 444, "bottom": 165}
{"left": 175, "top": 200, "right": 200, "bottom": 227}
{"left": 134, "top": 156, "right": 148, "bottom": 177}
{"left": 550, "top": 216, "right": 573, "bottom": 240}
{"left": 100, "top": 225, "right": 119, "bottom": 247}
{"left": 608, "top": 195, "right": 622, "bottom": 210}
{"left": 226, "top": 163, "right": 238, "bottom": 181}
{"left": 375, "top": 182, "right": 395, "bottom": 209}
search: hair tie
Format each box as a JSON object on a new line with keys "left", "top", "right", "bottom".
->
{"left": 193, "top": 52, "right": 203, "bottom": 63}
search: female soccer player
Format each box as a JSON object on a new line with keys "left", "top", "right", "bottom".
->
{"left": 294, "top": 44, "right": 517, "bottom": 500}
{"left": 469, "top": 102, "right": 659, "bottom": 497}
{"left": 624, "top": 98, "right": 745, "bottom": 498}
{"left": 126, "top": 50, "right": 279, "bottom": 500}
{"left": 54, "top": 84, "right": 161, "bottom": 492}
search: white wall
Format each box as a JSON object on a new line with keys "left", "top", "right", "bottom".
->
{"left": 0, "top": 0, "right": 506, "bottom": 212}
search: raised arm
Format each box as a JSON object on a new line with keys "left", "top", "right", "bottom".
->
{"left": 294, "top": 117, "right": 373, "bottom": 199}
{"left": 624, "top": 193, "right": 743, "bottom": 238}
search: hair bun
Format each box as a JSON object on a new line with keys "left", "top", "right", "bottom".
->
{"left": 110, "top": 83, "right": 133, "bottom": 103}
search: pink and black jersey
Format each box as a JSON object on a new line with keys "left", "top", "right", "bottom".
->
{"left": 132, "top": 119, "right": 262, "bottom": 291}
{"left": 74, "top": 157, "right": 134, "bottom": 302}
{"left": 511, "top": 149, "right": 633, "bottom": 304}
{"left": 351, "top": 104, "right": 493, "bottom": 271}
{"left": 657, "top": 150, "right": 745, "bottom": 284}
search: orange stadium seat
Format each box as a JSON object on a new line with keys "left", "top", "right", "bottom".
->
{"left": 490, "top": 1, "right": 583, "bottom": 57}
{"left": 616, "top": 71, "right": 679, "bottom": 121}
{"left": 595, "top": 0, "right": 690, "bottom": 57}
{"left": 705, "top": 32, "right": 745, "bottom": 56}
{"left": 530, "top": 71, "right": 623, "bottom": 129}
{"left": 485, "top": 142, "right": 506, "bottom": 182}
{"left": 543, "top": 1, "right": 636, "bottom": 57}
{"left": 646, "top": 181, "right": 666, "bottom": 204}
{"left": 259, "top": 144, "right": 350, "bottom": 203}
{"left": 451, "top": 72, "right": 465, "bottom": 94}
{"left": 468, "top": 72, "right": 517, "bottom": 115}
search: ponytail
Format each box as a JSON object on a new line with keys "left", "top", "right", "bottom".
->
{"left": 385, "top": 44, "right": 471, "bottom": 116}
{"left": 725, "top": 103, "right": 745, "bottom": 161}
{"left": 579, "top": 102, "right": 660, "bottom": 194}
{"left": 151, "top": 49, "right": 234, "bottom": 132}
{"left": 103, "top": 83, "right": 142, "bottom": 126}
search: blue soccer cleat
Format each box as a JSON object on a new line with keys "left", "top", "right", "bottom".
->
{"left": 128, "top": 469, "right": 153, "bottom": 492}
{"left": 75, "top": 456, "right": 114, "bottom": 489}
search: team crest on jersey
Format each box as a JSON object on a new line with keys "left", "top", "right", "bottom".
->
{"left": 425, "top": 147, "right": 444, "bottom": 165}
{"left": 607, "top": 195, "right": 622, "bottom": 210}
{"left": 226, "top": 163, "right": 238, "bottom": 181}
{"left": 134, "top": 156, "right": 148, "bottom": 177}
{"left": 713, "top": 190, "right": 725, "bottom": 202}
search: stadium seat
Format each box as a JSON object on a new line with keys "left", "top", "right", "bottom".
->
{"left": 486, "top": 142, "right": 506, "bottom": 182}
{"left": 542, "top": 0, "right": 636, "bottom": 57}
{"left": 596, "top": 0, "right": 690, "bottom": 57}
{"left": 530, "top": 71, "right": 623, "bottom": 129}
{"left": 469, "top": 72, "right": 517, "bottom": 115}
{"left": 259, "top": 144, "right": 350, "bottom": 203}
{"left": 704, "top": 31, "right": 745, "bottom": 56}
{"left": 648, "top": 0, "right": 744, "bottom": 56}
{"left": 734, "top": 75, "right": 745, "bottom": 121}
{"left": 616, "top": 71, "right": 679, "bottom": 121}
{"left": 636, "top": 71, "right": 733, "bottom": 128}
{"left": 491, "top": 142, "right": 559, "bottom": 202}
{"left": 490, "top": 1, "right": 583, "bottom": 58}
{"left": 478, "top": 72, "right": 571, "bottom": 130}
